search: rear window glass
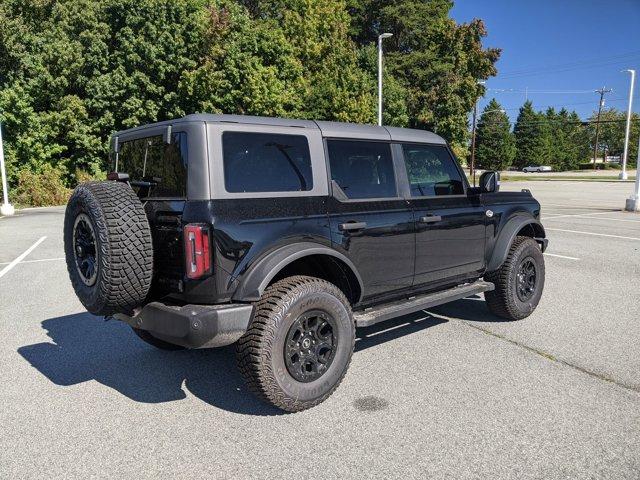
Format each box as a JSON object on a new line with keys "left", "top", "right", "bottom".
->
{"left": 117, "top": 133, "right": 188, "bottom": 198}
{"left": 327, "top": 140, "right": 396, "bottom": 199}
{"left": 222, "top": 132, "right": 313, "bottom": 193}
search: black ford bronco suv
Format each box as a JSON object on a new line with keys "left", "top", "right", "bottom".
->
{"left": 64, "top": 114, "right": 547, "bottom": 412}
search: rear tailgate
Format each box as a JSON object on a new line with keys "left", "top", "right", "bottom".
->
{"left": 144, "top": 201, "right": 185, "bottom": 298}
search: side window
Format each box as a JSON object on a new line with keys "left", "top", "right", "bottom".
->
{"left": 402, "top": 144, "right": 465, "bottom": 197}
{"left": 327, "top": 140, "right": 396, "bottom": 199}
{"left": 222, "top": 132, "right": 313, "bottom": 193}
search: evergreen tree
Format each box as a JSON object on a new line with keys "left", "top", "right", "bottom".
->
{"left": 514, "top": 101, "right": 549, "bottom": 168}
{"left": 475, "top": 99, "right": 514, "bottom": 171}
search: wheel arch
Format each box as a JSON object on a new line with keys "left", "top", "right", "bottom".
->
{"left": 487, "top": 215, "right": 547, "bottom": 272}
{"left": 232, "top": 242, "right": 364, "bottom": 304}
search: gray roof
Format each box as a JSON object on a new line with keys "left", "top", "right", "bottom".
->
{"left": 114, "top": 114, "right": 447, "bottom": 145}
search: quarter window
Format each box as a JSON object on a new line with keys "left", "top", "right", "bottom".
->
{"left": 222, "top": 132, "right": 313, "bottom": 193}
{"left": 327, "top": 140, "right": 396, "bottom": 199}
{"left": 117, "top": 132, "right": 188, "bottom": 198}
{"left": 402, "top": 144, "right": 465, "bottom": 197}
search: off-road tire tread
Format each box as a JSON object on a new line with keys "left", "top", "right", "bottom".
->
{"left": 484, "top": 236, "right": 543, "bottom": 320}
{"left": 236, "top": 275, "right": 355, "bottom": 412}
{"left": 64, "top": 181, "right": 153, "bottom": 315}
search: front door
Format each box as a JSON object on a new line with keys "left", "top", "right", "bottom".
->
{"left": 399, "top": 143, "right": 486, "bottom": 287}
{"left": 326, "top": 139, "right": 415, "bottom": 302}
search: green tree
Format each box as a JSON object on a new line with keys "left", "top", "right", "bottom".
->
{"left": 475, "top": 99, "right": 514, "bottom": 170}
{"left": 514, "top": 101, "right": 549, "bottom": 168}
{"left": 346, "top": 0, "right": 500, "bottom": 154}
{"left": 585, "top": 108, "right": 639, "bottom": 165}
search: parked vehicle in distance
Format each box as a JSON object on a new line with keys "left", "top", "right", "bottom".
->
{"left": 522, "top": 165, "right": 552, "bottom": 173}
{"left": 64, "top": 114, "right": 547, "bottom": 412}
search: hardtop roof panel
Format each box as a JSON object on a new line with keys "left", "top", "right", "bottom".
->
{"left": 113, "top": 114, "right": 446, "bottom": 145}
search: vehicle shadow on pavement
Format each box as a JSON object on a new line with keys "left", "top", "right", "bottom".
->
{"left": 355, "top": 310, "right": 448, "bottom": 352}
{"left": 18, "top": 310, "right": 447, "bottom": 415}
{"left": 431, "top": 296, "right": 512, "bottom": 323}
{"left": 17, "top": 313, "right": 285, "bottom": 416}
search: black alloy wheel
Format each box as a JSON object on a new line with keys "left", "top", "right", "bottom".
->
{"left": 516, "top": 258, "right": 537, "bottom": 302}
{"left": 484, "top": 236, "right": 546, "bottom": 321}
{"left": 284, "top": 310, "right": 338, "bottom": 383}
{"left": 73, "top": 213, "right": 98, "bottom": 287}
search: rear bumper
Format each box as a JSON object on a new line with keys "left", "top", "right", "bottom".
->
{"left": 114, "top": 301, "right": 254, "bottom": 349}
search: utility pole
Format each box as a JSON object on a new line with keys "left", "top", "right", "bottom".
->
{"left": 592, "top": 86, "right": 612, "bottom": 170}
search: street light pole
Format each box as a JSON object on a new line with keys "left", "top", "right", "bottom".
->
{"left": 626, "top": 133, "right": 640, "bottom": 212}
{"left": 0, "top": 122, "right": 15, "bottom": 216}
{"left": 470, "top": 81, "right": 486, "bottom": 185}
{"left": 470, "top": 102, "right": 478, "bottom": 184}
{"left": 620, "top": 70, "right": 635, "bottom": 180}
{"left": 377, "top": 33, "right": 393, "bottom": 126}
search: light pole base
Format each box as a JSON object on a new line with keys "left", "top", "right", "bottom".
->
{"left": 0, "top": 203, "right": 15, "bottom": 216}
{"left": 625, "top": 197, "right": 640, "bottom": 212}
{"left": 619, "top": 171, "right": 628, "bottom": 180}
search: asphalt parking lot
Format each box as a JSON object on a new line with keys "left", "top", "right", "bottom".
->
{"left": 1, "top": 180, "right": 639, "bottom": 479}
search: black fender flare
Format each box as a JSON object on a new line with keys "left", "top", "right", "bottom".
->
{"left": 232, "top": 242, "right": 364, "bottom": 303}
{"left": 486, "top": 215, "right": 547, "bottom": 272}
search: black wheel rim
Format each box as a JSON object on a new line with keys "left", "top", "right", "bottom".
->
{"left": 73, "top": 213, "right": 98, "bottom": 287}
{"left": 284, "top": 309, "right": 338, "bottom": 383}
{"left": 516, "top": 257, "right": 537, "bottom": 302}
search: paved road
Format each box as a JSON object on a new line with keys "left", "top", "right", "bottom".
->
{"left": 1, "top": 181, "right": 639, "bottom": 479}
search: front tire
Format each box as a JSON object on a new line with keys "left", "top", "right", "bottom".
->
{"left": 236, "top": 276, "right": 355, "bottom": 412}
{"left": 484, "top": 236, "right": 545, "bottom": 320}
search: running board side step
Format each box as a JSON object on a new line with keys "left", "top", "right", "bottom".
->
{"left": 353, "top": 281, "right": 494, "bottom": 328}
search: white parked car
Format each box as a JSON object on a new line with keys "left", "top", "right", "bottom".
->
{"left": 522, "top": 165, "right": 552, "bottom": 173}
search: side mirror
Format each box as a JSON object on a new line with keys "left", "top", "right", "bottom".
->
{"left": 479, "top": 171, "right": 500, "bottom": 193}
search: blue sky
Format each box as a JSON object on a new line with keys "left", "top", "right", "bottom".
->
{"left": 451, "top": 0, "right": 640, "bottom": 122}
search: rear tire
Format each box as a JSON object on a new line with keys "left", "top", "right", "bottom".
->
{"left": 484, "top": 236, "right": 545, "bottom": 320}
{"left": 64, "top": 181, "right": 153, "bottom": 316}
{"left": 236, "top": 276, "right": 355, "bottom": 412}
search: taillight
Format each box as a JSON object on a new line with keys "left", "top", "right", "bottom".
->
{"left": 184, "top": 224, "right": 212, "bottom": 279}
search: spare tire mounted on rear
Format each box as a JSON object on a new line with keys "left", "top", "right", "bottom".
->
{"left": 64, "top": 181, "right": 154, "bottom": 316}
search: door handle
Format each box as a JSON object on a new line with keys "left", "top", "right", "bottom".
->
{"left": 339, "top": 222, "right": 367, "bottom": 231}
{"left": 419, "top": 215, "right": 442, "bottom": 224}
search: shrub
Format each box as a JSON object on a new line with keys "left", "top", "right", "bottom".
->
{"left": 14, "top": 165, "right": 71, "bottom": 207}
{"left": 74, "top": 168, "right": 106, "bottom": 186}
{"left": 577, "top": 163, "right": 621, "bottom": 170}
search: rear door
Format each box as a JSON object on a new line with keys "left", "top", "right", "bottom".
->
{"left": 326, "top": 138, "right": 414, "bottom": 301}
{"left": 116, "top": 128, "right": 191, "bottom": 297}
{"left": 399, "top": 143, "right": 486, "bottom": 287}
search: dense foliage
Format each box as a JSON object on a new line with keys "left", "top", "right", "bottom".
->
{"left": 475, "top": 99, "right": 515, "bottom": 171}
{"left": 0, "top": 0, "right": 499, "bottom": 205}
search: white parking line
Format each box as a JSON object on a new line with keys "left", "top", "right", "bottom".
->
{"left": 542, "top": 211, "right": 618, "bottom": 219}
{"left": 0, "top": 236, "right": 47, "bottom": 279}
{"left": 542, "top": 203, "right": 617, "bottom": 210}
{"left": 0, "top": 257, "right": 64, "bottom": 266}
{"left": 545, "top": 214, "right": 640, "bottom": 223}
{"left": 546, "top": 228, "right": 640, "bottom": 241}
{"left": 544, "top": 253, "right": 580, "bottom": 261}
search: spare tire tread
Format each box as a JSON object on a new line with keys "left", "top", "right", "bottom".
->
{"left": 64, "top": 181, "right": 154, "bottom": 315}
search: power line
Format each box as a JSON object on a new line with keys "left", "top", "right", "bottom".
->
{"left": 482, "top": 97, "right": 627, "bottom": 112}
{"left": 497, "top": 51, "right": 640, "bottom": 79}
